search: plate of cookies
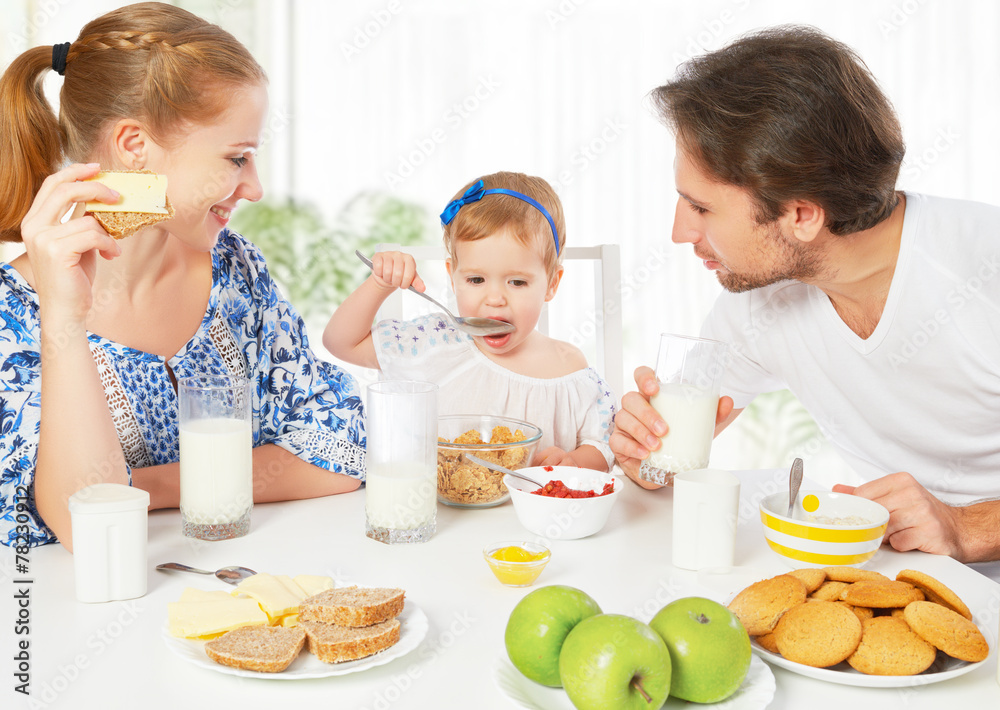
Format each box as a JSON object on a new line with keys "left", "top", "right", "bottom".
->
{"left": 727, "top": 566, "right": 990, "bottom": 687}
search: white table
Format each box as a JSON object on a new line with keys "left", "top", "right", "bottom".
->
{"left": 3, "top": 469, "right": 999, "bottom": 709}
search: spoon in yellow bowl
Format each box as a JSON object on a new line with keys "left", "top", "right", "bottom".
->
{"left": 787, "top": 458, "right": 804, "bottom": 518}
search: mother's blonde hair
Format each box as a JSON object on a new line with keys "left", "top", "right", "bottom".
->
{"left": 0, "top": 1, "right": 266, "bottom": 242}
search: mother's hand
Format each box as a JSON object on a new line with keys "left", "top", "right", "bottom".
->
{"left": 19, "top": 163, "right": 121, "bottom": 324}
{"left": 611, "top": 365, "right": 734, "bottom": 489}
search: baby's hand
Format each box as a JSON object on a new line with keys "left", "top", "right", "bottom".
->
{"left": 532, "top": 446, "right": 577, "bottom": 468}
{"left": 368, "top": 251, "right": 426, "bottom": 293}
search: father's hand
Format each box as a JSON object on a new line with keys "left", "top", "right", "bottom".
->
{"left": 833, "top": 472, "right": 971, "bottom": 559}
{"left": 611, "top": 366, "right": 733, "bottom": 489}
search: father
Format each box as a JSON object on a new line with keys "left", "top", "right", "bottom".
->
{"left": 610, "top": 26, "right": 1000, "bottom": 564}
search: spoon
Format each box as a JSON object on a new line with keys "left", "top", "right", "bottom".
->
{"left": 355, "top": 250, "right": 516, "bottom": 337}
{"left": 787, "top": 457, "right": 804, "bottom": 518}
{"left": 465, "top": 454, "right": 546, "bottom": 489}
{"left": 155, "top": 562, "right": 257, "bottom": 585}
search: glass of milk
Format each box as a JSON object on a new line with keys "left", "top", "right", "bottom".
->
{"left": 638, "top": 334, "right": 729, "bottom": 485}
{"left": 365, "top": 380, "right": 438, "bottom": 544}
{"left": 178, "top": 376, "right": 253, "bottom": 540}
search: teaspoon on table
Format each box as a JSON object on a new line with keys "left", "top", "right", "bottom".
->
{"left": 355, "top": 250, "right": 516, "bottom": 337}
{"left": 787, "top": 457, "right": 804, "bottom": 518}
{"left": 155, "top": 562, "right": 257, "bottom": 585}
{"left": 465, "top": 454, "right": 546, "bottom": 489}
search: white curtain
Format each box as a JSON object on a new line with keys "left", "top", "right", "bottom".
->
{"left": 3, "top": 0, "right": 998, "bottom": 480}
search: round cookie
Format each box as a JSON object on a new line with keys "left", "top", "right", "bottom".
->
{"left": 756, "top": 632, "right": 780, "bottom": 654}
{"left": 840, "top": 580, "right": 926, "bottom": 608}
{"left": 788, "top": 568, "right": 827, "bottom": 594}
{"left": 728, "top": 575, "right": 808, "bottom": 636}
{"left": 810, "top": 580, "right": 850, "bottom": 601}
{"left": 847, "top": 616, "right": 937, "bottom": 675}
{"left": 844, "top": 602, "right": 875, "bottom": 622}
{"left": 823, "top": 566, "right": 890, "bottom": 583}
{"left": 903, "top": 601, "right": 989, "bottom": 662}
{"left": 774, "top": 600, "right": 863, "bottom": 668}
{"left": 895, "top": 569, "right": 973, "bottom": 620}
{"left": 808, "top": 598, "right": 874, "bottom": 623}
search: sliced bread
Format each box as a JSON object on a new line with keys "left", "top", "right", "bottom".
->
{"left": 300, "top": 618, "right": 401, "bottom": 663}
{"left": 299, "top": 586, "right": 405, "bottom": 627}
{"left": 91, "top": 204, "right": 174, "bottom": 239}
{"left": 204, "top": 625, "right": 307, "bottom": 673}
{"left": 83, "top": 169, "right": 174, "bottom": 239}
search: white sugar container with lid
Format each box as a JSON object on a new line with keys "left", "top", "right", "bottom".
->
{"left": 68, "top": 483, "right": 149, "bottom": 603}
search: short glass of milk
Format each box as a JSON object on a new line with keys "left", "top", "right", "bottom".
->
{"left": 638, "top": 334, "right": 729, "bottom": 485}
{"left": 365, "top": 380, "right": 439, "bottom": 544}
{"left": 178, "top": 375, "right": 253, "bottom": 540}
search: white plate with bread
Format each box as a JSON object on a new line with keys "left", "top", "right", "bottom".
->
{"left": 162, "top": 600, "right": 428, "bottom": 679}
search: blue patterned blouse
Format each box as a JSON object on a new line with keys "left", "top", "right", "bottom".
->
{"left": 0, "top": 229, "right": 366, "bottom": 547}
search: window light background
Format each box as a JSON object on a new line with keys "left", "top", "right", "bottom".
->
{"left": 3, "top": 0, "right": 998, "bottom": 487}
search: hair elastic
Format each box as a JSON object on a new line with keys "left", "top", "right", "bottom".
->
{"left": 51, "top": 42, "right": 71, "bottom": 75}
{"left": 440, "top": 179, "right": 560, "bottom": 255}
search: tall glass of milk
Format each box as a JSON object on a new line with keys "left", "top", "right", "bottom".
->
{"left": 365, "top": 380, "right": 438, "bottom": 544}
{"left": 178, "top": 375, "right": 252, "bottom": 540}
{"left": 638, "top": 334, "right": 729, "bottom": 485}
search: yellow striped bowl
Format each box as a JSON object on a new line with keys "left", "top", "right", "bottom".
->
{"left": 760, "top": 491, "right": 889, "bottom": 568}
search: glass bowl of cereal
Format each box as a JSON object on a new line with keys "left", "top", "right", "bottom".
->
{"left": 437, "top": 415, "right": 543, "bottom": 508}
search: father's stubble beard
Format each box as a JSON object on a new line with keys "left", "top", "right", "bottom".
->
{"left": 716, "top": 220, "right": 826, "bottom": 293}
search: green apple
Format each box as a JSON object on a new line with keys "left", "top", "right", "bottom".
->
{"left": 505, "top": 585, "right": 602, "bottom": 687}
{"left": 649, "top": 596, "right": 751, "bottom": 703}
{"left": 559, "top": 614, "right": 672, "bottom": 710}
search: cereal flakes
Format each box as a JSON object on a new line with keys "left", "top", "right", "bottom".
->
{"left": 437, "top": 427, "right": 529, "bottom": 505}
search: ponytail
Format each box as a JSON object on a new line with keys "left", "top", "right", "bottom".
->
{"left": 0, "top": 46, "right": 66, "bottom": 242}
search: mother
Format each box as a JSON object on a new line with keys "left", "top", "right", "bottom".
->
{"left": 0, "top": 2, "right": 365, "bottom": 550}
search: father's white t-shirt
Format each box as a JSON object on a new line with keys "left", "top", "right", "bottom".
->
{"left": 702, "top": 192, "right": 1000, "bottom": 505}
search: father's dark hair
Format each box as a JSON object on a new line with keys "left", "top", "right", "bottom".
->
{"left": 652, "top": 25, "right": 905, "bottom": 236}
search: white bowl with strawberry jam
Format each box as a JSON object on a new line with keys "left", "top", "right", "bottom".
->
{"left": 503, "top": 466, "right": 622, "bottom": 540}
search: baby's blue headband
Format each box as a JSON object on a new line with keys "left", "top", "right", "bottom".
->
{"left": 439, "top": 180, "right": 560, "bottom": 255}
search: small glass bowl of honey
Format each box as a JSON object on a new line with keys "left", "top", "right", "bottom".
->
{"left": 483, "top": 541, "right": 551, "bottom": 587}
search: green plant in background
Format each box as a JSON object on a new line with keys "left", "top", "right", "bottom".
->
{"left": 230, "top": 192, "right": 432, "bottom": 320}
{"left": 735, "top": 389, "right": 825, "bottom": 468}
